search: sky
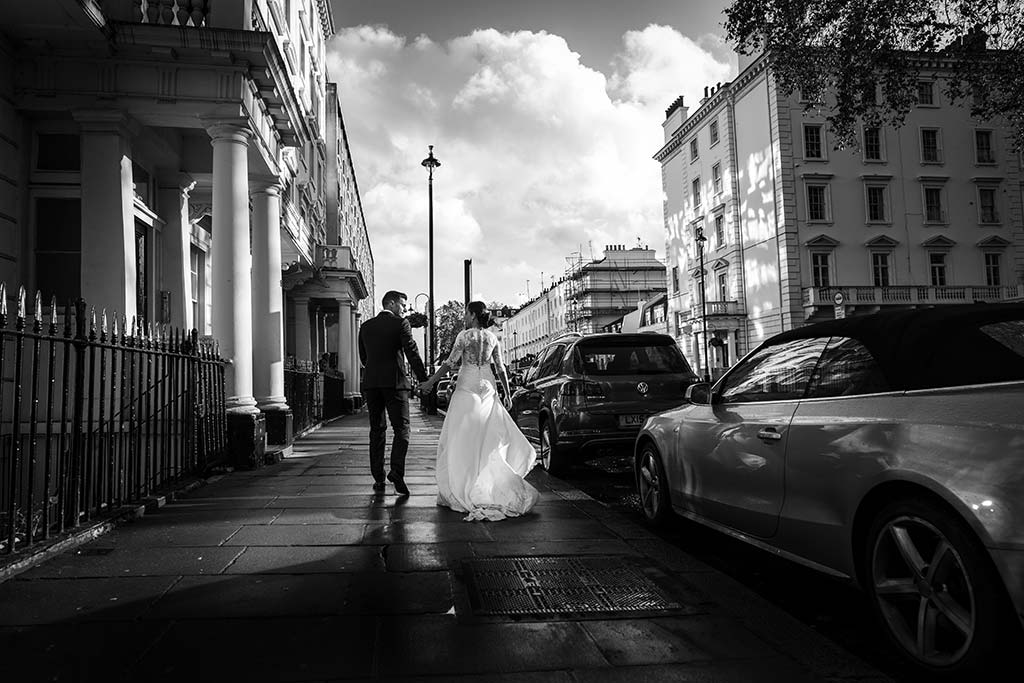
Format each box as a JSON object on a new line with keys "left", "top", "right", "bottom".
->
{"left": 327, "top": 0, "right": 738, "bottom": 310}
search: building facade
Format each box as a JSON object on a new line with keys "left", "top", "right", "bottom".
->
{"left": 656, "top": 54, "right": 1024, "bottom": 379}
{"left": 1, "top": 0, "right": 372, "bottom": 458}
{"left": 503, "top": 245, "right": 667, "bottom": 364}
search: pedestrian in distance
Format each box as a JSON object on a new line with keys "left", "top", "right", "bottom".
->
{"left": 357, "top": 290, "right": 428, "bottom": 495}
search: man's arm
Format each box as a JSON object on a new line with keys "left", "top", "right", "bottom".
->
{"left": 358, "top": 325, "right": 367, "bottom": 367}
{"left": 399, "top": 317, "right": 428, "bottom": 381}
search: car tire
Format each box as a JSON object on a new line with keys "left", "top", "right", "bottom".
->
{"left": 864, "top": 497, "right": 1013, "bottom": 678}
{"left": 538, "top": 419, "right": 567, "bottom": 476}
{"left": 636, "top": 443, "right": 672, "bottom": 526}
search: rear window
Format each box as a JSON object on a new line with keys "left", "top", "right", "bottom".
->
{"left": 575, "top": 341, "right": 691, "bottom": 375}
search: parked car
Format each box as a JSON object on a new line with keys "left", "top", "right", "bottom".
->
{"left": 511, "top": 332, "right": 697, "bottom": 474}
{"left": 634, "top": 302, "right": 1024, "bottom": 678}
{"left": 435, "top": 379, "right": 451, "bottom": 408}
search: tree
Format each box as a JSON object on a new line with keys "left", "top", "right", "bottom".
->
{"left": 723, "top": 0, "right": 1024, "bottom": 149}
{"left": 433, "top": 300, "right": 465, "bottom": 366}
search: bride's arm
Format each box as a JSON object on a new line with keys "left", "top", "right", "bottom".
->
{"left": 422, "top": 331, "right": 463, "bottom": 389}
{"left": 492, "top": 335, "right": 512, "bottom": 404}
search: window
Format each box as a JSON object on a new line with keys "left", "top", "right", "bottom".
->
{"left": 805, "top": 337, "right": 890, "bottom": 398}
{"left": 866, "top": 185, "right": 887, "bottom": 222}
{"left": 709, "top": 120, "right": 720, "bottom": 146}
{"left": 577, "top": 341, "right": 690, "bottom": 375}
{"left": 538, "top": 344, "right": 567, "bottom": 378}
{"left": 920, "top": 128, "right": 942, "bottom": 163}
{"left": 863, "top": 127, "right": 883, "bottom": 161}
{"left": 871, "top": 252, "right": 891, "bottom": 287}
{"left": 916, "top": 81, "right": 935, "bottom": 105}
{"left": 978, "top": 187, "right": 999, "bottom": 223}
{"left": 714, "top": 214, "right": 725, "bottom": 247}
{"left": 34, "top": 197, "right": 82, "bottom": 303}
{"left": 692, "top": 178, "right": 701, "bottom": 209}
{"left": 671, "top": 265, "right": 679, "bottom": 292}
{"left": 135, "top": 221, "right": 149, "bottom": 324}
{"left": 929, "top": 252, "right": 948, "bottom": 286}
{"left": 806, "top": 184, "right": 829, "bottom": 221}
{"left": 923, "top": 187, "right": 945, "bottom": 223}
{"left": 712, "top": 163, "right": 723, "bottom": 195}
{"left": 717, "top": 272, "right": 728, "bottom": 301}
{"left": 803, "top": 124, "right": 825, "bottom": 159}
{"left": 975, "top": 130, "right": 995, "bottom": 164}
{"left": 718, "top": 337, "right": 829, "bottom": 403}
{"left": 811, "top": 251, "right": 831, "bottom": 287}
{"left": 190, "top": 246, "right": 204, "bottom": 330}
{"left": 690, "top": 138, "right": 699, "bottom": 161}
{"left": 984, "top": 253, "right": 1001, "bottom": 286}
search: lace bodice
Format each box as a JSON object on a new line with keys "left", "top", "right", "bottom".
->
{"left": 446, "top": 328, "right": 505, "bottom": 370}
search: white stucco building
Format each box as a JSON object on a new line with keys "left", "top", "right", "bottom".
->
{"left": 1, "top": 0, "right": 372, "bottom": 457}
{"left": 656, "top": 53, "right": 1024, "bottom": 379}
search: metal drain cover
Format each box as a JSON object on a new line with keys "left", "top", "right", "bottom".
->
{"left": 461, "top": 555, "right": 694, "bottom": 619}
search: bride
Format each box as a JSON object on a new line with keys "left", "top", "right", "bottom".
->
{"left": 420, "top": 301, "right": 540, "bottom": 521}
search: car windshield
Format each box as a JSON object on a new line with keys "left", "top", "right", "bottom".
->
{"left": 575, "top": 341, "right": 691, "bottom": 375}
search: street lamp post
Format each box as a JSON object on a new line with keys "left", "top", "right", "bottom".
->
{"left": 512, "top": 329, "right": 518, "bottom": 365}
{"left": 695, "top": 227, "right": 710, "bottom": 383}
{"left": 421, "top": 145, "right": 441, "bottom": 413}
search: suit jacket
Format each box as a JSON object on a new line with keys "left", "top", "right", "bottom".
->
{"left": 358, "top": 311, "right": 428, "bottom": 390}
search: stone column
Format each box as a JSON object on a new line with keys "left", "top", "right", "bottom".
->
{"left": 157, "top": 174, "right": 195, "bottom": 329}
{"left": 338, "top": 301, "right": 353, "bottom": 404}
{"left": 207, "top": 121, "right": 265, "bottom": 468}
{"left": 74, "top": 110, "right": 135, "bottom": 318}
{"left": 292, "top": 295, "right": 312, "bottom": 364}
{"left": 251, "top": 182, "right": 292, "bottom": 447}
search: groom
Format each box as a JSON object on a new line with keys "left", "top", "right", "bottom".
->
{"left": 358, "top": 290, "right": 428, "bottom": 495}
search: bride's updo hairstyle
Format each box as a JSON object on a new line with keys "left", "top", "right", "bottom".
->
{"left": 467, "top": 301, "right": 493, "bottom": 328}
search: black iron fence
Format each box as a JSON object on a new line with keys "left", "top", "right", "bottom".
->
{"left": 284, "top": 360, "right": 322, "bottom": 435}
{"left": 0, "top": 285, "right": 228, "bottom": 556}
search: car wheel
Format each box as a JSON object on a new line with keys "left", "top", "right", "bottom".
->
{"left": 538, "top": 419, "right": 567, "bottom": 475}
{"left": 864, "top": 498, "right": 1011, "bottom": 677}
{"left": 636, "top": 443, "right": 671, "bottom": 526}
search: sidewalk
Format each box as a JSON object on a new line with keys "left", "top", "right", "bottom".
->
{"left": 0, "top": 410, "right": 892, "bottom": 682}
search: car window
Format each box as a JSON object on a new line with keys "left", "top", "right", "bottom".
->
{"left": 718, "top": 337, "right": 829, "bottom": 403}
{"left": 575, "top": 342, "right": 691, "bottom": 375}
{"left": 914, "top": 317, "right": 1024, "bottom": 389}
{"left": 536, "top": 344, "right": 566, "bottom": 379}
{"left": 805, "top": 336, "right": 890, "bottom": 398}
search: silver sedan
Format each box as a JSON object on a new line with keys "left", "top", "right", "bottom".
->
{"left": 635, "top": 302, "right": 1024, "bottom": 678}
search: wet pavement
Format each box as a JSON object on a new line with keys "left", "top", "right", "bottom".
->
{"left": 0, "top": 409, "right": 893, "bottom": 682}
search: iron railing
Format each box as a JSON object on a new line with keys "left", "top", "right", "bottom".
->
{"left": 284, "top": 360, "right": 322, "bottom": 435}
{"left": 0, "top": 285, "right": 228, "bottom": 555}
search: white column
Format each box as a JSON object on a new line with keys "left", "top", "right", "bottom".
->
{"left": 352, "top": 309, "right": 362, "bottom": 392}
{"left": 338, "top": 301, "right": 353, "bottom": 386}
{"left": 157, "top": 175, "right": 195, "bottom": 329}
{"left": 207, "top": 122, "right": 258, "bottom": 415}
{"left": 75, "top": 111, "right": 135, "bottom": 318}
{"left": 251, "top": 182, "right": 288, "bottom": 411}
{"left": 293, "top": 295, "right": 312, "bottom": 364}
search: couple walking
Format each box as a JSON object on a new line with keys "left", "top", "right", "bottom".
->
{"left": 357, "top": 290, "right": 539, "bottom": 521}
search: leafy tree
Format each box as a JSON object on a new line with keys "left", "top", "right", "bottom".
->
{"left": 724, "top": 0, "right": 1024, "bottom": 149}
{"left": 433, "top": 300, "right": 465, "bottom": 366}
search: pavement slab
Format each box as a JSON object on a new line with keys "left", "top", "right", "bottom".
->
{"left": 0, "top": 575, "right": 180, "bottom": 625}
{"left": 383, "top": 542, "right": 476, "bottom": 572}
{"left": 144, "top": 573, "right": 349, "bottom": 619}
{"left": 342, "top": 571, "right": 454, "bottom": 615}
{"left": 224, "top": 545, "right": 386, "bottom": 574}
{"left": 18, "top": 545, "right": 243, "bottom": 578}
{"left": 223, "top": 523, "right": 367, "bottom": 546}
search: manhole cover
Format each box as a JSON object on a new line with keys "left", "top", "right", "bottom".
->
{"left": 461, "top": 555, "right": 694, "bottom": 619}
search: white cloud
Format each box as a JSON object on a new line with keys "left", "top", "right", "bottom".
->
{"left": 328, "top": 24, "right": 733, "bottom": 308}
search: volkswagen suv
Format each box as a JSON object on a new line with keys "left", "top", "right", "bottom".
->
{"left": 511, "top": 332, "right": 697, "bottom": 474}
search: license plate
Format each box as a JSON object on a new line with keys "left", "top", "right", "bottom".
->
{"left": 618, "top": 414, "right": 647, "bottom": 428}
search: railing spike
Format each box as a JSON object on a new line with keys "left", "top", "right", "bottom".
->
{"left": 63, "top": 300, "right": 73, "bottom": 337}
{"left": 131, "top": 315, "right": 137, "bottom": 340}
{"left": 89, "top": 307, "right": 97, "bottom": 341}
{"left": 33, "top": 290, "right": 43, "bottom": 333}
{"left": 0, "top": 282, "right": 6, "bottom": 325}
{"left": 101, "top": 309, "right": 108, "bottom": 334}
{"left": 112, "top": 313, "right": 119, "bottom": 342}
{"left": 49, "top": 295, "right": 58, "bottom": 334}
{"left": 16, "top": 285, "right": 26, "bottom": 327}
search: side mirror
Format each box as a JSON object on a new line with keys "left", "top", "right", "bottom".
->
{"left": 685, "top": 382, "right": 712, "bottom": 405}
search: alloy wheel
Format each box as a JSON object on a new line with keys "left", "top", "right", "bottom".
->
{"left": 539, "top": 424, "right": 551, "bottom": 470}
{"left": 870, "top": 514, "right": 976, "bottom": 668}
{"left": 638, "top": 449, "right": 662, "bottom": 520}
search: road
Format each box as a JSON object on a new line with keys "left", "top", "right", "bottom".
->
{"left": 557, "top": 450, "right": 929, "bottom": 683}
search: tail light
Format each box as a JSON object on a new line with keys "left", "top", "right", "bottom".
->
{"left": 561, "top": 381, "right": 606, "bottom": 405}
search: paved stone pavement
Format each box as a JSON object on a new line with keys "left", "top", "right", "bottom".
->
{"left": 0, "top": 410, "right": 893, "bottom": 682}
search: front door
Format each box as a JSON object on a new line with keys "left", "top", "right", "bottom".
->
{"left": 135, "top": 220, "right": 149, "bottom": 326}
{"left": 678, "top": 337, "right": 828, "bottom": 538}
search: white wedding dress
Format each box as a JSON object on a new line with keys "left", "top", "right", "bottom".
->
{"left": 435, "top": 327, "right": 540, "bottom": 521}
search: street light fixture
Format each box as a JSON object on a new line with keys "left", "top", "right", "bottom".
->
{"left": 695, "top": 227, "right": 710, "bottom": 383}
{"left": 421, "top": 145, "right": 441, "bottom": 413}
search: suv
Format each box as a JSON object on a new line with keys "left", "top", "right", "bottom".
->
{"left": 511, "top": 332, "right": 697, "bottom": 473}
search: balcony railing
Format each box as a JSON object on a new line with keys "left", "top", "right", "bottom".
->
{"left": 803, "top": 284, "right": 1024, "bottom": 308}
{"left": 689, "top": 300, "right": 740, "bottom": 319}
{"left": 134, "top": 0, "right": 210, "bottom": 27}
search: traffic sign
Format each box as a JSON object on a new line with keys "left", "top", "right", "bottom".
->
{"left": 833, "top": 291, "right": 845, "bottom": 306}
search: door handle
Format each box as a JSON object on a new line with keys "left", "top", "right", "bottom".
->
{"left": 757, "top": 428, "right": 782, "bottom": 442}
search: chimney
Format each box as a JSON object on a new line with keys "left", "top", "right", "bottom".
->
{"left": 662, "top": 94, "right": 690, "bottom": 143}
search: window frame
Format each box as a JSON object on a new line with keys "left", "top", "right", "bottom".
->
{"left": 916, "top": 80, "right": 936, "bottom": 107}
{"left": 862, "top": 125, "right": 885, "bottom": 162}
{"left": 921, "top": 184, "right": 947, "bottom": 224}
{"left": 984, "top": 252, "right": 1002, "bottom": 287}
{"left": 928, "top": 251, "right": 949, "bottom": 287}
{"left": 864, "top": 183, "right": 890, "bottom": 224}
{"left": 974, "top": 129, "right": 996, "bottom": 165}
{"left": 919, "top": 127, "right": 943, "bottom": 164}
{"left": 870, "top": 250, "right": 893, "bottom": 287}
{"left": 712, "top": 162, "right": 723, "bottom": 196}
{"left": 805, "top": 182, "right": 831, "bottom": 223}
{"left": 709, "top": 119, "right": 720, "bottom": 147}
{"left": 689, "top": 138, "right": 699, "bottom": 162}
{"left": 976, "top": 184, "right": 1001, "bottom": 225}
{"left": 692, "top": 177, "right": 702, "bottom": 210}
{"left": 810, "top": 250, "right": 833, "bottom": 287}
{"left": 714, "top": 214, "right": 725, "bottom": 248}
{"left": 803, "top": 123, "right": 826, "bottom": 160}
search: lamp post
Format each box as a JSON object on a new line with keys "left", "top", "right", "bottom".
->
{"left": 414, "top": 291, "right": 430, "bottom": 365}
{"left": 695, "top": 227, "right": 710, "bottom": 383}
{"left": 512, "top": 329, "right": 518, "bottom": 365}
{"left": 421, "top": 145, "right": 441, "bottom": 413}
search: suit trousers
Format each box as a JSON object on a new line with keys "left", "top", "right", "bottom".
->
{"left": 364, "top": 387, "right": 411, "bottom": 481}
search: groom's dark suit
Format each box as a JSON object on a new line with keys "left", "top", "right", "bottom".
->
{"left": 358, "top": 310, "right": 428, "bottom": 484}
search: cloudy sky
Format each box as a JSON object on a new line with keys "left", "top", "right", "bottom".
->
{"left": 327, "top": 0, "right": 737, "bottom": 309}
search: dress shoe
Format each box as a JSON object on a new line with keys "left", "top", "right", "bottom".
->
{"left": 372, "top": 481, "right": 386, "bottom": 493}
{"left": 387, "top": 471, "right": 410, "bottom": 496}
